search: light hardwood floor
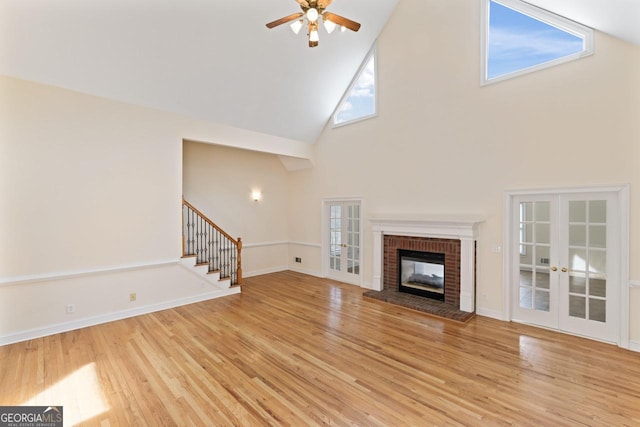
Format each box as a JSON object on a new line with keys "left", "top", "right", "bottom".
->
{"left": 1, "top": 271, "right": 639, "bottom": 426}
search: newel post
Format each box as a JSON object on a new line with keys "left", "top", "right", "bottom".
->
{"left": 181, "top": 199, "right": 186, "bottom": 257}
{"left": 236, "top": 237, "right": 243, "bottom": 285}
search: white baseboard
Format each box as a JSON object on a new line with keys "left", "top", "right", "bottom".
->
{"left": 0, "top": 287, "right": 239, "bottom": 347}
{"left": 287, "top": 265, "right": 324, "bottom": 278}
{"left": 629, "top": 340, "right": 640, "bottom": 353}
{"left": 243, "top": 265, "right": 288, "bottom": 278}
{"left": 360, "top": 281, "right": 374, "bottom": 290}
{"left": 475, "top": 307, "right": 503, "bottom": 320}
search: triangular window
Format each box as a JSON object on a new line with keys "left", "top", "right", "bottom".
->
{"left": 333, "top": 47, "right": 377, "bottom": 126}
{"left": 482, "top": 0, "right": 593, "bottom": 84}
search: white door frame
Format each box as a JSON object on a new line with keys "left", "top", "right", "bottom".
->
{"left": 321, "top": 197, "right": 364, "bottom": 287}
{"left": 503, "top": 185, "right": 629, "bottom": 348}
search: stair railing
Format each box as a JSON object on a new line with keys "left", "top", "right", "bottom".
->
{"left": 182, "top": 198, "right": 242, "bottom": 285}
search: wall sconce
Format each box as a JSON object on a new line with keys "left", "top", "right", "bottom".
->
{"left": 252, "top": 190, "right": 262, "bottom": 202}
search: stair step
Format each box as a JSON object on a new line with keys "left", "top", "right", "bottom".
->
{"left": 217, "top": 277, "right": 232, "bottom": 289}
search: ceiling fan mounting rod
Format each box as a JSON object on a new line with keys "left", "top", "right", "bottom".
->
{"left": 300, "top": 0, "right": 326, "bottom": 14}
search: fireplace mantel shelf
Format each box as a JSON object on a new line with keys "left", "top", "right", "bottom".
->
{"left": 370, "top": 215, "right": 484, "bottom": 240}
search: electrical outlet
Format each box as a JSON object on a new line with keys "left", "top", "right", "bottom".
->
{"left": 295, "top": 257, "right": 302, "bottom": 263}
{"left": 130, "top": 292, "right": 137, "bottom": 302}
{"left": 66, "top": 304, "right": 76, "bottom": 314}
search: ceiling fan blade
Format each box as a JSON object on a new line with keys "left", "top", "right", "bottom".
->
{"left": 266, "top": 12, "right": 304, "bottom": 29}
{"left": 323, "top": 12, "right": 361, "bottom": 32}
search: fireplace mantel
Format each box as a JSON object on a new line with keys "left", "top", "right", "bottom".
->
{"left": 370, "top": 215, "right": 483, "bottom": 239}
{"left": 370, "top": 216, "right": 484, "bottom": 313}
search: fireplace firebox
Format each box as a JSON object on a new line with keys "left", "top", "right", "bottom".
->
{"left": 398, "top": 249, "right": 445, "bottom": 301}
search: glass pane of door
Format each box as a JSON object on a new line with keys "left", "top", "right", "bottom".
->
{"left": 567, "top": 200, "right": 607, "bottom": 323}
{"left": 345, "top": 204, "right": 360, "bottom": 275}
{"left": 329, "top": 205, "right": 342, "bottom": 272}
{"left": 518, "top": 201, "right": 551, "bottom": 312}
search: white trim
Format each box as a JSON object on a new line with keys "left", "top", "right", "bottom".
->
{"left": 369, "top": 215, "right": 484, "bottom": 239}
{"left": 243, "top": 241, "right": 289, "bottom": 249}
{"left": 288, "top": 265, "right": 324, "bottom": 278}
{"left": 243, "top": 265, "right": 289, "bottom": 278}
{"left": 502, "top": 190, "right": 513, "bottom": 321}
{"left": 629, "top": 280, "right": 640, "bottom": 288}
{"left": 476, "top": 307, "right": 503, "bottom": 320}
{"left": 231, "top": 241, "right": 323, "bottom": 249}
{"left": 503, "top": 184, "right": 630, "bottom": 348}
{"left": 505, "top": 184, "right": 627, "bottom": 195}
{"left": 332, "top": 112, "right": 378, "bottom": 129}
{"left": 619, "top": 185, "right": 630, "bottom": 349}
{"left": 480, "top": 0, "right": 594, "bottom": 86}
{"left": 360, "top": 280, "right": 374, "bottom": 290}
{"left": 0, "top": 259, "right": 178, "bottom": 287}
{"left": 289, "top": 241, "right": 322, "bottom": 248}
{"left": 0, "top": 287, "right": 240, "bottom": 347}
{"left": 629, "top": 340, "right": 640, "bottom": 353}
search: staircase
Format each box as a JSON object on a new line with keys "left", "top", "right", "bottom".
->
{"left": 181, "top": 198, "right": 242, "bottom": 290}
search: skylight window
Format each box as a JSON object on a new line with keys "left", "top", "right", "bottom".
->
{"left": 333, "top": 47, "right": 377, "bottom": 126}
{"left": 481, "top": 0, "right": 593, "bottom": 85}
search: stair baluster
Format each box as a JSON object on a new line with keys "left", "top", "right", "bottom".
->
{"left": 182, "top": 198, "right": 242, "bottom": 285}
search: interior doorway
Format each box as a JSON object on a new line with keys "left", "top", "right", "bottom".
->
{"left": 322, "top": 199, "right": 363, "bottom": 286}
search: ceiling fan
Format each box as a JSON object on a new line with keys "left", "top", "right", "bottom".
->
{"left": 266, "top": 0, "right": 361, "bottom": 48}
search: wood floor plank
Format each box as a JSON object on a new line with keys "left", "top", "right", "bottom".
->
{"left": 1, "top": 270, "right": 640, "bottom": 426}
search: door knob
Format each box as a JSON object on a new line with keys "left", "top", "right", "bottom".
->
{"left": 550, "top": 266, "right": 558, "bottom": 271}
{"left": 561, "top": 267, "right": 568, "bottom": 273}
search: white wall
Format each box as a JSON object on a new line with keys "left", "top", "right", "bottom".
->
{"left": 0, "top": 77, "right": 183, "bottom": 276}
{"left": 286, "top": 0, "right": 640, "bottom": 339}
{"left": 0, "top": 76, "right": 310, "bottom": 343}
{"left": 182, "top": 141, "right": 291, "bottom": 276}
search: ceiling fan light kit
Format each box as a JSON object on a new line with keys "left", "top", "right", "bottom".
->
{"left": 266, "top": 0, "right": 361, "bottom": 48}
{"left": 306, "top": 7, "right": 319, "bottom": 22}
{"left": 323, "top": 17, "right": 336, "bottom": 33}
{"left": 290, "top": 19, "right": 304, "bottom": 34}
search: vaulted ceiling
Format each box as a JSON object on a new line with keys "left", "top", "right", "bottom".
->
{"left": 1, "top": 0, "right": 638, "bottom": 144}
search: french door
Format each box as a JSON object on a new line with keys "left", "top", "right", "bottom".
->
{"left": 326, "top": 201, "right": 362, "bottom": 285}
{"left": 512, "top": 191, "right": 620, "bottom": 343}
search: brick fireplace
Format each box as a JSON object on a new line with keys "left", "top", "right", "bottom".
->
{"left": 365, "top": 216, "right": 482, "bottom": 322}
{"left": 385, "top": 236, "right": 460, "bottom": 305}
